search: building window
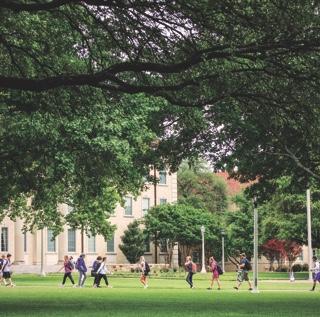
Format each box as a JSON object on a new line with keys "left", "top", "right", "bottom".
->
{"left": 47, "top": 229, "right": 56, "bottom": 252}
{"left": 67, "top": 204, "right": 74, "bottom": 214}
{"left": 160, "top": 198, "right": 167, "bottom": 205}
{"left": 144, "top": 236, "right": 150, "bottom": 253}
{"left": 0, "top": 227, "right": 8, "bottom": 252}
{"left": 142, "top": 198, "right": 150, "bottom": 216}
{"left": 68, "top": 229, "right": 76, "bottom": 252}
{"left": 192, "top": 251, "right": 200, "bottom": 264}
{"left": 159, "top": 170, "right": 167, "bottom": 185}
{"left": 24, "top": 232, "right": 27, "bottom": 253}
{"left": 87, "top": 234, "right": 96, "bottom": 253}
{"left": 106, "top": 235, "right": 115, "bottom": 253}
{"left": 159, "top": 239, "right": 168, "bottom": 253}
{"left": 124, "top": 197, "right": 133, "bottom": 216}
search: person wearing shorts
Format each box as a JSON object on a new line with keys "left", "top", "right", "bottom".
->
{"left": 310, "top": 256, "right": 320, "bottom": 291}
{"left": 0, "top": 254, "right": 5, "bottom": 285}
{"left": 1, "top": 254, "right": 15, "bottom": 287}
{"left": 234, "top": 253, "right": 252, "bottom": 291}
{"left": 207, "top": 256, "right": 221, "bottom": 290}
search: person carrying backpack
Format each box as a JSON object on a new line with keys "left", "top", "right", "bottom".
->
{"left": 0, "top": 254, "right": 5, "bottom": 285}
{"left": 91, "top": 256, "right": 102, "bottom": 287}
{"left": 234, "top": 253, "right": 253, "bottom": 291}
{"left": 76, "top": 254, "right": 87, "bottom": 288}
{"left": 58, "top": 255, "right": 76, "bottom": 288}
{"left": 207, "top": 256, "right": 222, "bottom": 290}
{"left": 94, "top": 257, "right": 113, "bottom": 288}
{"left": 139, "top": 256, "right": 150, "bottom": 289}
{"left": 1, "top": 254, "right": 15, "bottom": 287}
{"left": 185, "top": 256, "right": 196, "bottom": 289}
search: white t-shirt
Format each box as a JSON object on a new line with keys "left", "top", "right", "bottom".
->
{"left": 313, "top": 261, "right": 320, "bottom": 274}
{"left": 2, "top": 259, "right": 11, "bottom": 272}
{"left": 97, "top": 262, "right": 109, "bottom": 275}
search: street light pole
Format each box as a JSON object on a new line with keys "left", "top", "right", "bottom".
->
{"left": 154, "top": 166, "right": 158, "bottom": 264}
{"left": 40, "top": 229, "right": 46, "bottom": 277}
{"left": 252, "top": 197, "right": 259, "bottom": 293}
{"left": 221, "top": 230, "right": 225, "bottom": 273}
{"left": 307, "top": 189, "right": 313, "bottom": 281}
{"left": 200, "top": 225, "right": 206, "bottom": 273}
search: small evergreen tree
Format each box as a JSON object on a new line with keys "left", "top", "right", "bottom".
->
{"left": 119, "top": 220, "right": 146, "bottom": 264}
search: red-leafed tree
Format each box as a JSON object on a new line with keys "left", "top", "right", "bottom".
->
{"left": 261, "top": 239, "right": 286, "bottom": 271}
{"left": 283, "top": 241, "right": 303, "bottom": 271}
{"left": 261, "top": 239, "right": 302, "bottom": 271}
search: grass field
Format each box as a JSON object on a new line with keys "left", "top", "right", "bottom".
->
{"left": 0, "top": 273, "right": 319, "bottom": 317}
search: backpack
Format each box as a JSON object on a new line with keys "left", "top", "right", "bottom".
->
{"left": 68, "top": 260, "right": 75, "bottom": 270}
{"left": 91, "top": 260, "right": 99, "bottom": 277}
{"left": 75, "top": 258, "right": 80, "bottom": 270}
{"left": 145, "top": 262, "right": 150, "bottom": 273}
{"left": 244, "top": 260, "right": 252, "bottom": 271}
{"left": 0, "top": 259, "right": 3, "bottom": 270}
{"left": 191, "top": 262, "right": 197, "bottom": 273}
{"left": 217, "top": 264, "right": 223, "bottom": 275}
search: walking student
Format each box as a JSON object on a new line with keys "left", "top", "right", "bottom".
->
{"left": 234, "top": 253, "right": 252, "bottom": 291}
{"left": 0, "top": 254, "right": 5, "bottom": 285}
{"left": 58, "top": 255, "right": 76, "bottom": 288}
{"left": 1, "top": 254, "right": 15, "bottom": 287}
{"left": 139, "top": 256, "right": 150, "bottom": 289}
{"left": 76, "top": 254, "right": 87, "bottom": 288}
{"left": 207, "top": 256, "right": 222, "bottom": 290}
{"left": 91, "top": 256, "right": 102, "bottom": 287}
{"left": 310, "top": 256, "right": 320, "bottom": 291}
{"left": 185, "top": 256, "right": 196, "bottom": 289}
{"left": 94, "top": 257, "right": 112, "bottom": 288}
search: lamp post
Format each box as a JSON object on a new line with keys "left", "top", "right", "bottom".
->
{"left": 200, "top": 225, "right": 206, "bottom": 273}
{"left": 307, "top": 189, "right": 313, "bottom": 281}
{"left": 252, "top": 197, "right": 259, "bottom": 293}
{"left": 150, "top": 139, "right": 159, "bottom": 264}
{"left": 221, "top": 229, "right": 225, "bottom": 273}
{"left": 40, "top": 229, "right": 46, "bottom": 277}
{"left": 154, "top": 166, "right": 158, "bottom": 264}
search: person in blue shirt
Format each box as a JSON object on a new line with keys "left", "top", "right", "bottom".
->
{"left": 234, "top": 253, "right": 252, "bottom": 291}
{"left": 76, "top": 254, "right": 87, "bottom": 288}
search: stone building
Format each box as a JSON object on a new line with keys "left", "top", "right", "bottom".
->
{"left": 0, "top": 170, "right": 178, "bottom": 268}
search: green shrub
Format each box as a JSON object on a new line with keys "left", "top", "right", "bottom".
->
{"left": 292, "top": 264, "right": 302, "bottom": 272}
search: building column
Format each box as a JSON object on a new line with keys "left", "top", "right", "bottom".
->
{"left": 172, "top": 243, "right": 179, "bottom": 268}
{"left": 14, "top": 218, "right": 25, "bottom": 264}
{"left": 57, "top": 230, "right": 67, "bottom": 264}
{"left": 57, "top": 203, "right": 68, "bottom": 264}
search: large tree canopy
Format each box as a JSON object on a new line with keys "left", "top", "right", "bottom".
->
{"left": 1, "top": 1, "right": 320, "bottom": 229}
{"left": 0, "top": 1, "right": 319, "bottom": 108}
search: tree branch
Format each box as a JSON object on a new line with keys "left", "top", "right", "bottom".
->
{"left": 0, "top": 39, "right": 319, "bottom": 91}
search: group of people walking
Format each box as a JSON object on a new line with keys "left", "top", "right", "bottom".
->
{"left": 58, "top": 254, "right": 112, "bottom": 288}
{"left": 184, "top": 253, "right": 251, "bottom": 291}
{"left": 1, "top": 252, "right": 320, "bottom": 291}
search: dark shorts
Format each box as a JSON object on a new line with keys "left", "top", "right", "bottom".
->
{"left": 313, "top": 272, "right": 320, "bottom": 282}
{"left": 3, "top": 271, "right": 11, "bottom": 279}
{"left": 142, "top": 271, "right": 149, "bottom": 277}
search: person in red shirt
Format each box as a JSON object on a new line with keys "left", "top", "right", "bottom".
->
{"left": 58, "top": 255, "right": 76, "bottom": 288}
{"left": 207, "top": 256, "right": 221, "bottom": 290}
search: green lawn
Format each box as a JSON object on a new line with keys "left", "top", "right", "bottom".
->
{"left": 0, "top": 273, "right": 319, "bottom": 317}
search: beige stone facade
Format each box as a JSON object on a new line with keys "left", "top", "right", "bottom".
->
{"left": 0, "top": 170, "right": 178, "bottom": 267}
